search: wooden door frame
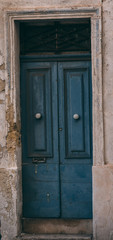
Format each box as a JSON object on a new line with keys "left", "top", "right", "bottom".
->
{"left": 4, "top": 7, "right": 104, "bottom": 238}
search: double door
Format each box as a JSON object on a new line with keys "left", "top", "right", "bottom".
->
{"left": 21, "top": 59, "right": 92, "bottom": 219}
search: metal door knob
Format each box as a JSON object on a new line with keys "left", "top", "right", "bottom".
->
{"left": 73, "top": 114, "right": 79, "bottom": 120}
{"left": 35, "top": 113, "right": 42, "bottom": 119}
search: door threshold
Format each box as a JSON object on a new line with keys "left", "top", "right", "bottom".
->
{"left": 16, "top": 233, "right": 92, "bottom": 240}
{"left": 22, "top": 219, "right": 92, "bottom": 235}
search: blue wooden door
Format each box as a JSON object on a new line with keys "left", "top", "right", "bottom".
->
{"left": 21, "top": 62, "right": 60, "bottom": 218}
{"left": 21, "top": 59, "right": 92, "bottom": 219}
{"left": 58, "top": 62, "right": 92, "bottom": 218}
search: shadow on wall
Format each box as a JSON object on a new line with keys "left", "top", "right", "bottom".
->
{"left": 0, "top": 220, "right": 2, "bottom": 240}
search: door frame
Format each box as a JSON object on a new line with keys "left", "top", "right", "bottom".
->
{"left": 4, "top": 7, "right": 104, "bottom": 238}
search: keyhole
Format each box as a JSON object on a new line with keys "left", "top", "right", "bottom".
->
{"left": 35, "top": 164, "right": 38, "bottom": 174}
{"left": 47, "top": 193, "right": 50, "bottom": 202}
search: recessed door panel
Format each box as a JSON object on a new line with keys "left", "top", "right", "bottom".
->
{"left": 65, "top": 71, "right": 85, "bottom": 154}
{"left": 58, "top": 62, "right": 91, "bottom": 160}
{"left": 26, "top": 68, "right": 53, "bottom": 157}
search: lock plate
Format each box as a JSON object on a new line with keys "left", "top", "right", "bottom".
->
{"left": 32, "top": 157, "right": 46, "bottom": 164}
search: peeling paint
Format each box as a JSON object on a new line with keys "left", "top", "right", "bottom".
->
{"left": 0, "top": 144, "right": 4, "bottom": 152}
{"left": 6, "top": 127, "right": 20, "bottom": 152}
{"left": 6, "top": 99, "right": 21, "bottom": 156}
{"left": 0, "top": 79, "right": 5, "bottom": 92}
{"left": 0, "top": 63, "right": 5, "bottom": 70}
{"left": 0, "top": 99, "right": 4, "bottom": 104}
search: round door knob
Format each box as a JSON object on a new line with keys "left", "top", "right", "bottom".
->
{"left": 73, "top": 114, "right": 79, "bottom": 120}
{"left": 35, "top": 113, "right": 42, "bottom": 119}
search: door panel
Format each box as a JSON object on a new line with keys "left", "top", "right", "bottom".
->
{"left": 23, "top": 165, "right": 60, "bottom": 218}
{"left": 21, "top": 62, "right": 60, "bottom": 218}
{"left": 58, "top": 62, "right": 92, "bottom": 218}
{"left": 26, "top": 67, "right": 53, "bottom": 157}
{"left": 60, "top": 164, "right": 92, "bottom": 218}
{"left": 65, "top": 70, "right": 84, "bottom": 154}
{"left": 61, "top": 182, "right": 92, "bottom": 218}
{"left": 58, "top": 62, "right": 91, "bottom": 160}
{"left": 60, "top": 164, "right": 92, "bottom": 183}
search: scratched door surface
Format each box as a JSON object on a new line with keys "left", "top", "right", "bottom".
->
{"left": 21, "top": 59, "right": 92, "bottom": 218}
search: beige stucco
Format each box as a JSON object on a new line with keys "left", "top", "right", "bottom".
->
{"left": 0, "top": 0, "right": 113, "bottom": 239}
{"left": 93, "top": 166, "right": 113, "bottom": 240}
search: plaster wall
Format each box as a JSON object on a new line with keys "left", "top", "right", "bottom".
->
{"left": 92, "top": 1, "right": 113, "bottom": 239}
{"left": 0, "top": 0, "right": 113, "bottom": 240}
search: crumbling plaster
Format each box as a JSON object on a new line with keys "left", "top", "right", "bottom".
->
{"left": 0, "top": 0, "right": 113, "bottom": 240}
{"left": 0, "top": 0, "right": 102, "bottom": 9}
{"left": 93, "top": 166, "right": 113, "bottom": 240}
{"left": 102, "top": 0, "right": 113, "bottom": 164}
{"left": 0, "top": 169, "right": 18, "bottom": 240}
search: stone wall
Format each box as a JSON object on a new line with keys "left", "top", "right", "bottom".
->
{"left": 0, "top": 0, "right": 113, "bottom": 240}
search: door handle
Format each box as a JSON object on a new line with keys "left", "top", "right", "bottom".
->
{"left": 35, "top": 113, "right": 42, "bottom": 119}
{"left": 73, "top": 114, "right": 80, "bottom": 120}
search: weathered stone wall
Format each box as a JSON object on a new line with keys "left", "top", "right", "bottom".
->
{"left": 103, "top": 0, "right": 113, "bottom": 164}
{"left": 92, "top": 1, "right": 113, "bottom": 239}
{"left": 0, "top": 0, "right": 113, "bottom": 240}
{"left": 0, "top": 0, "right": 101, "bottom": 9}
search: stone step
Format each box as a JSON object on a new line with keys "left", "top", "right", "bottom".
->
{"left": 16, "top": 233, "right": 92, "bottom": 240}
